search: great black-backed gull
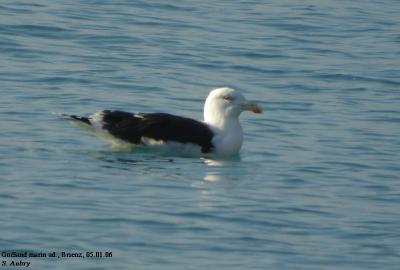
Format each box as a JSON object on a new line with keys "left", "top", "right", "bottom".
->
{"left": 67, "top": 87, "right": 262, "bottom": 156}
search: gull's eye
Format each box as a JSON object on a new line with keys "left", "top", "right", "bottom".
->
{"left": 222, "top": 95, "right": 233, "bottom": 101}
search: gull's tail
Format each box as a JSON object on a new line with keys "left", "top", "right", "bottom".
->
{"left": 68, "top": 115, "right": 91, "bottom": 125}
{"left": 55, "top": 112, "right": 92, "bottom": 126}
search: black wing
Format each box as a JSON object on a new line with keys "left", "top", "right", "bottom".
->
{"left": 100, "top": 110, "right": 215, "bottom": 153}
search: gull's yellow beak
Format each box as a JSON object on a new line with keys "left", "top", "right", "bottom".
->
{"left": 242, "top": 102, "right": 262, "bottom": 113}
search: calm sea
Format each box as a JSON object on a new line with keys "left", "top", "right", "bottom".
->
{"left": 1, "top": 1, "right": 399, "bottom": 269}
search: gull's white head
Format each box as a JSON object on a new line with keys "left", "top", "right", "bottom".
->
{"left": 204, "top": 87, "right": 262, "bottom": 126}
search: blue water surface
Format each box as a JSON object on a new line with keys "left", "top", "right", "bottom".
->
{"left": 1, "top": 1, "right": 400, "bottom": 269}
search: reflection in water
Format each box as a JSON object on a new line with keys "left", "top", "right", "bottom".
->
{"left": 202, "top": 171, "right": 245, "bottom": 183}
{"left": 87, "top": 149, "right": 175, "bottom": 173}
{"left": 202, "top": 156, "right": 242, "bottom": 182}
{"left": 203, "top": 172, "right": 223, "bottom": 182}
{"left": 86, "top": 148, "right": 244, "bottom": 183}
{"left": 202, "top": 156, "right": 241, "bottom": 166}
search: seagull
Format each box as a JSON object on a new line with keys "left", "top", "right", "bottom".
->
{"left": 67, "top": 87, "right": 262, "bottom": 156}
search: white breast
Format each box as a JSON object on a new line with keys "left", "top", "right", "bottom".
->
{"left": 211, "top": 120, "right": 243, "bottom": 156}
